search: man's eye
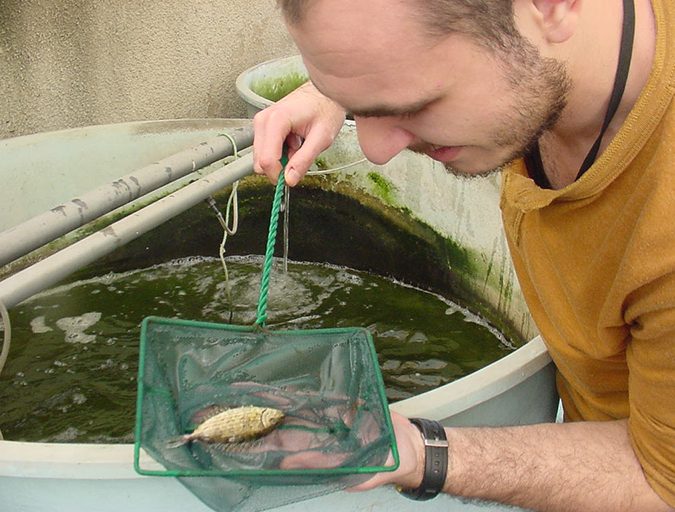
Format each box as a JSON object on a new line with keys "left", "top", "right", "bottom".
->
{"left": 399, "top": 105, "right": 428, "bottom": 120}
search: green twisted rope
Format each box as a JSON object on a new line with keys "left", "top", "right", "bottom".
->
{"left": 255, "top": 162, "right": 287, "bottom": 327}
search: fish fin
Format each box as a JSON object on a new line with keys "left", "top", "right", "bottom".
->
{"left": 211, "top": 439, "right": 262, "bottom": 453}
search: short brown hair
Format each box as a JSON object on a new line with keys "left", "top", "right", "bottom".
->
{"left": 277, "top": 0, "right": 519, "bottom": 51}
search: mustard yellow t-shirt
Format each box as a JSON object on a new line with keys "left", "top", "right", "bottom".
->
{"left": 500, "top": 0, "right": 674, "bottom": 504}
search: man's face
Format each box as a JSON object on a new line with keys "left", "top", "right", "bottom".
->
{"left": 288, "top": 0, "right": 569, "bottom": 177}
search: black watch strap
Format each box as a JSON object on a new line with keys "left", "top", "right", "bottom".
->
{"left": 397, "top": 418, "right": 448, "bottom": 501}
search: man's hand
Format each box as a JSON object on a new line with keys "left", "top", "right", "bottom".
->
{"left": 350, "top": 413, "right": 673, "bottom": 511}
{"left": 348, "top": 411, "right": 425, "bottom": 492}
{"left": 252, "top": 81, "right": 346, "bottom": 186}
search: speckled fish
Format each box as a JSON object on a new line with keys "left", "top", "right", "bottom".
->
{"left": 171, "top": 405, "right": 285, "bottom": 447}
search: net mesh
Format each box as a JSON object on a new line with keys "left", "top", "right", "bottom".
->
{"left": 134, "top": 318, "right": 397, "bottom": 511}
{"left": 134, "top": 168, "right": 398, "bottom": 511}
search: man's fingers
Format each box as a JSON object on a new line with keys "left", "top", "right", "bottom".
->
{"left": 279, "top": 450, "right": 349, "bottom": 470}
{"left": 251, "top": 80, "right": 345, "bottom": 186}
{"left": 284, "top": 127, "right": 337, "bottom": 186}
{"left": 252, "top": 109, "right": 290, "bottom": 182}
{"left": 285, "top": 133, "right": 303, "bottom": 152}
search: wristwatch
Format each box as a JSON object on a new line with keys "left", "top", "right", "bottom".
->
{"left": 397, "top": 418, "right": 449, "bottom": 501}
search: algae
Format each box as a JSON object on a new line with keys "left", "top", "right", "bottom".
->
{"left": 251, "top": 72, "right": 309, "bottom": 102}
{"left": 314, "top": 156, "right": 329, "bottom": 170}
{"left": 367, "top": 172, "right": 396, "bottom": 205}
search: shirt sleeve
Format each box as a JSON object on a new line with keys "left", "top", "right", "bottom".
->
{"left": 625, "top": 258, "right": 675, "bottom": 506}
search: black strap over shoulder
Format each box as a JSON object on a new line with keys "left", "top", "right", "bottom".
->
{"left": 577, "top": 0, "right": 636, "bottom": 179}
{"left": 526, "top": 0, "right": 635, "bottom": 188}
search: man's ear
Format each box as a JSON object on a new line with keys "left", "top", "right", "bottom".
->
{"left": 531, "top": 0, "right": 581, "bottom": 43}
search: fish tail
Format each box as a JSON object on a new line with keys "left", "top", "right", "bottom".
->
{"left": 166, "top": 434, "right": 190, "bottom": 448}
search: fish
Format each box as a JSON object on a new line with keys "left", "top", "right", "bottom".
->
{"left": 170, "top": 405, "right": 285, "bottom": 447}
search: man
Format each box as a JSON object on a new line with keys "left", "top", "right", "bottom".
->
{"left": 252, "top": 0, "right": 674, "bottom": 510}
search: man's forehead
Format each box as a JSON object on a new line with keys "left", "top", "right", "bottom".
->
{"left": 289, "top": 8, "right": 437, "bottom": 83}
{"left": 288, "top": 0, "right": 429, "bottom": 55}
{"left": 293, "top": 0, "right": 411, "bottom": 26}
{"left": 288, "top": 0, "right": 463, "bottom": 116}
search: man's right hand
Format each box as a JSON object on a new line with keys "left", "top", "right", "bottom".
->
{"left": 252, "top": 81, "right": 346, "bottom": 186}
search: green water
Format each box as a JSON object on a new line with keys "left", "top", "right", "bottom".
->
{"left": 0, "top": 256, "right": 513, "bottom": 443}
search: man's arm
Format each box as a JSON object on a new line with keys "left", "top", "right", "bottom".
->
{"left": 355, "top": 414, "right": 673, "bottom": 512}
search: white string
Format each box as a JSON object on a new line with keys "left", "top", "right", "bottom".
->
{"left": 277, "top": 156, "right": 367, "bottom": 274}
{"left": 306, "top": 157, "right": 367, "bottom": 176}
{"left": 0, "top": 299, "right": 11, "bottom": 440}
{"left": 217, "top": 133, "right": 240, "bottom": 236}
{"left": 208, "top": 132, "right": 243, "bottom": 320}
{"left": 0, "top": 299, "right": 10, "bottom": 379}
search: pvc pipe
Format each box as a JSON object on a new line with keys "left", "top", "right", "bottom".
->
{"left": 0, "top": 127, "right": 253, "bottom": 267}
{"left": 0, "top": 152, "right": 255, "bottom": 309}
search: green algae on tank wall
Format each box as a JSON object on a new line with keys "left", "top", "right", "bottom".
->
{"left": 367, "top": 172, "right": 397, "bottom": 205}
{"left": 288, "top": 176, "right": 521, "bottom": 341}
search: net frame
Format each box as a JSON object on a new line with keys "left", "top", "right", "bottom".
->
{"left": 133, "top": 316, "right": 400, "bottom": 479}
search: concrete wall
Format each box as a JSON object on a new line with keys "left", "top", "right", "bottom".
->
{"left": 0, "top": 0, "right": 296, "bottom": 139}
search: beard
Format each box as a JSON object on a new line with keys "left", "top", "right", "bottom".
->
{"left": 412, "top": 36, "right": 570, "bottom": 179}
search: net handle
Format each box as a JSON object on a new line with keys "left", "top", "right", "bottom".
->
{"left": 255, "top": 156, "right": 287, "bottom": 327}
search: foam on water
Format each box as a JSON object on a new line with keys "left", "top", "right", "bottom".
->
{"left": 55, "top": 312, "right": 102, "bottom": 344}
{"left": 30, "top": 315, "right": 53, "bottom": 334}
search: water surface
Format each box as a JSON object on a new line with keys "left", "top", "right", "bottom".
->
{"left": 0, "top": 256, "right": 513, "bottom": 442}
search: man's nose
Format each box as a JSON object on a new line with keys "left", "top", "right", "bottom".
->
{"left": 354, "top": 116, "right": 415, "bottom": 165}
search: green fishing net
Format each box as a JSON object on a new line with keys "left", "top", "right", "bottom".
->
{"left": 134, "top": 171, "right": 399, "bottom": 512}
